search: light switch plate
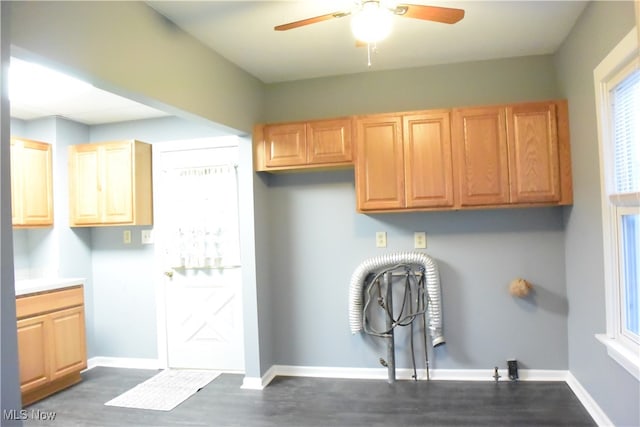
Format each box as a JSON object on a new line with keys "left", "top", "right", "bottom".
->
{"left": 123, "top": 230, "right": 132, "bottom": 244}
{"left": 376, "top": 231, "right": 387, "bottom": 248}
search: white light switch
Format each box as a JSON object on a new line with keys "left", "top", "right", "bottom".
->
{"left": 123, "top": 230, "right": 132, "bottom": 244}
{"left": 414, "top": 232, "right": 427, "bottom": 249}
{"left": 376, "top": 231, "right": 387, "bottom": 248}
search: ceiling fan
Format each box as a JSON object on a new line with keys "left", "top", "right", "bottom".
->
{"left": 275, "top": 1, "right": 465, "bottom": 44}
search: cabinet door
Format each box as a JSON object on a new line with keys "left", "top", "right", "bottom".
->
{"left": 102, "top": 142, "right": 134, "bottom": 223}
{"left": 10, "top": 139, "right": 54, "bottom": 227}
{"left": 453, "top": 107, "right": 510, "bottom": 206}
{"left": 69, "top": 145, "right": 101, "bottom": 225}
{"left": 355, "top": 116, "right": 405, "bottom": 211}
{"left": 264, "top": 123, "right": 307, "bottom": 167}
{"left": 404, "top": 112, "right": 454, "bottom": 208}
{"left": 21, "top": 141, "right": 54, "bottom": 225}
{"left": 17, "top": 315, "right": 50, "bottom": 393}
{"left": 307, "top": 119, "right": 353, "bottom": 165}
{"left": 49, "top": 306, "right": 87, "bottom": 380}
{"left": 507, "top": 102, "right": 561, "bottom": 203}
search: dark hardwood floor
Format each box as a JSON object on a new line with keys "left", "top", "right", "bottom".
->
{"left": 21, "top": 367, "right": 596, "bottom": 427}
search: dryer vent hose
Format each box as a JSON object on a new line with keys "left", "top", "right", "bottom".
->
{"left": 349, "top": 251, "right": 445, "bottom": 346}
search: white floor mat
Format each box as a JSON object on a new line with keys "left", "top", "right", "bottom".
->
{"left": 105, "top": 369, "right": 221, "bottom": 411}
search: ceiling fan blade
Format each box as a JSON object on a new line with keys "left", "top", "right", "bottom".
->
{"left": 395, "top": 4, "right": 465, "bottom": 24}
{"left": 275, "top": 11, "right": 350, "bottom": 31}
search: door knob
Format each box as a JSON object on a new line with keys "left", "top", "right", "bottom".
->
{"left": 164, "top": 271, "right": 174, "bottom": 278}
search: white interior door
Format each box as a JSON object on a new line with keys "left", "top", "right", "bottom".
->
{"left": 153, "top": 138, "right": 244, "bottom": 371}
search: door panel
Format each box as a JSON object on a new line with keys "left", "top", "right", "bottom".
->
{"left": 154, "top": 140, "right": 244, "bottom": 371}
{"left": 264, "top": 123, "right": 306, "bottom": 167}
{"left": 404, "top": 112, "right": 454, "bottom": 208}
{"left": 356, "top": 116, "right": 405, "bottom": 211}
{"left": 69, "top": 146, "right": 101, "bottom": 224}
{"left": 17, "top": 315, "right": 50, "bottom": 393}
{"left": 49, "top": 307, "right": 87, "bottom": 380}
{"left": 103, "top": 143, "right": 134, "bottom": 223}
{"left": 307, "top": 119, "right": 353, "bottom": 164}
{"left": 453, "top": 107, "right": 510, "bottom": 206}
{"left": 507, "top": 102, "right": 561, "bottom": 203}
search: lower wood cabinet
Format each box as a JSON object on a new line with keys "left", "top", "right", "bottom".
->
{"left": 16, "top": 286, "right": 87, "bottom": 406}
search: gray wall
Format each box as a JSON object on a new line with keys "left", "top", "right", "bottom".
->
{"left": 9, "top": 1, "right": 263, "bottom": 134}
{"left": 263, "top": 54, "right": 558, "bottom": 122}
{"left": 260, "top": 54, "right": 568, "bottom": 370}
{"left": 554, "top": 2, "right": 639, "bottom": 426}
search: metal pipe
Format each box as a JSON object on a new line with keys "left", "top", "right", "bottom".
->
{"left": 385, "top": 272, "right": 395, "bottom": 384}
{"left": 421, "top": 277, "right": 431, "bottom": 380}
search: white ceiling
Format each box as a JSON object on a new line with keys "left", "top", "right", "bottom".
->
{"left": 9, "top": 58, "right": 170, "bottom": 126}
{"left": 147, "top": 0, "right": 589, "bottom": 83}
{"left": 10, "top": 0, "right": 588, "bottom": 125}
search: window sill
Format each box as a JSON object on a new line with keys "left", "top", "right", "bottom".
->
{"left": 595, "top": 334, "right": 640, "bottom": 380}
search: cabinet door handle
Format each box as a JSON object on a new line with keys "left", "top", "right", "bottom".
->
{"left": 164, "top": 271, "right": 173, "bottom": 278}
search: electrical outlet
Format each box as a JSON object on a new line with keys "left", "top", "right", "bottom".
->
{"left": 141, "top": 229, "right": 154, "bottom": 244}
{"left": 123, "top": 230, "right": 132, "bottom": 244}
{"left": 414, "top": 232, "right": 427, "bottom": 249}
{"left": 376, "top": 231, "right": 387, "bottom": 248}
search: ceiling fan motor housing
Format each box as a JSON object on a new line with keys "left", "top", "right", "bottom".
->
{"left": 351, "top": 1, "right": 395, "bottom": 43}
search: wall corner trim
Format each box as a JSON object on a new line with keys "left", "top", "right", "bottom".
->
{"left": 565, "top": 372, "right": 614, "bottom": 427}
{"left": 241, "top": 365, "right": 277, "bottom": 390}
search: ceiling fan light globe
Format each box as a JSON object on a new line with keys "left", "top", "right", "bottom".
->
{"left": 351, "top": 2, "right": 393, "bottom": 43}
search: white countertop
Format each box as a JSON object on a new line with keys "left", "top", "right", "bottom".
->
{"left": 15, "top": 278, "right": 85, "bottom": 296}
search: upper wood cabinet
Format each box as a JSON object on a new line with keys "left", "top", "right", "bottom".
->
{"left": 355, "top": 111, "right": 454, "bottom": 212}
{"left": 254, "top": 98, "right": 572, "bottom": 213}
{"left": 452, "top": 106, "right": 510, "bottom": 206}
{"left": 452, "top": 100, "right": 572, "bottom": 208}
{"left": 404, "top": 112, "right": 455, "bottom": 209}
{"left": 10, "top": 138, "right": 54, "bottom": 228}
{"left": 356, "top": 115, "right": 405, "bottom": 210}
{"left": 507, "top": 102, "right": 562, "bottom": 203}
{"left": 254, "top": 118, "right": 354, "bottom": 171}
{"left": 68, "top": 140, "right": 153, "bottom": 226}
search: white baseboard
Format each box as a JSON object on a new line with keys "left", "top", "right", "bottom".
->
{"left": 259, "top": 365, "right": 569, "bottom": 385}
{"left": 565, "top": 372, "right": 613, "bottom": 427}
{"left": 87, "top": 356, "right": 163, "bottom": 371}
{"left": 241, "top": 365, "right": 277, "bottom": 390}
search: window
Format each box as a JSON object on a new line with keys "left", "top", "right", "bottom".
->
{"left": 594, "top": 27, "right": 640, "bottom": 380}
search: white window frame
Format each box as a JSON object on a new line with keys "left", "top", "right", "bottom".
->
{"left": 593, "top": 27, "right": 640, "bottom": 381}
